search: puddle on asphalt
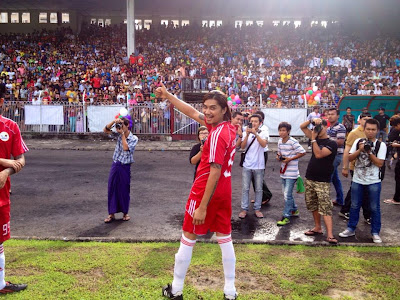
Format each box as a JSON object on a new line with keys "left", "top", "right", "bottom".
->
{"left": 289, "top": 228, "right": 315, "bottom": 242}
{"left": 168, "top": 214, "right": 317, "bottom": 243}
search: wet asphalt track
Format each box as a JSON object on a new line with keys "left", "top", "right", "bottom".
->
{"left": 10, "top": 149, "right": 400, "bottom": 245}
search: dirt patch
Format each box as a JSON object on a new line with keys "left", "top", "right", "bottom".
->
{"left": 7, "top": 266, "right": 44, "bottom": 277}
{"left": 326, "top": 288, "right": 373, "bottom": 299}
{"left": 70, "top": 268, "right": 106, "bottom": 292}
{"left": 187, "top": 267, "right": 281, "bottom": 295}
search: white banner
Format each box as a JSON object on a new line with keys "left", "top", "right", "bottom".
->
{"left": 87, "top": 105, "right": 125, "bottom": 132}
{"left": 261, "top": 108, "right": 307, "bottom": 136}
{"left": 25, "top": 105, "right": 64, "bottom": 125}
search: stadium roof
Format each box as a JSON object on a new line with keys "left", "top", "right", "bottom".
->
{"left": 1, "top": 0, "right": 400, "bottom": 18}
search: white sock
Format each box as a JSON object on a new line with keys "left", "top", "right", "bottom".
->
{"left": 0, "top": 244, "right": 5, "bottom": 290}
{"left": 171, "top": 234, "right": 196, "bottom": 295}
{"left": 218, "top": 235, "right": 236, "bottom": 297}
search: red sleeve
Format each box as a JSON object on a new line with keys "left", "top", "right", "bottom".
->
{"left": 208, "top": 126, "right": 228, "bottom": 165}
{"left": 12, "top": 123, "right": 29, "bottom": 157}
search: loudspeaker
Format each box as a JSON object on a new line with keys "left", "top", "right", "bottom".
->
{"left": 57, "top": 12, "right": 62, "bottom": 25}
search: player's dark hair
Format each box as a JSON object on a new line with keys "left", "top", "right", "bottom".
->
{"left": 203, "top": 90, "right": 232, "bottom": 121}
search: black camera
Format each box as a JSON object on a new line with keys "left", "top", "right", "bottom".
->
{"left": 201, "top": 138, "right": 206, "bottom": 145}
{"left": 278, "top": 155, "right": 286, "bottom": 161}
{"left": 311, "top": 121, "right": 322, "bottom": 134}
{"left": 115, "top": 122, "right": 122, "bottom": 130}
{"left": 248, "top": 123, "right": 253, "bottom": 129}
{"left": 363, "top": 140, "right": 374, "bottom": 152}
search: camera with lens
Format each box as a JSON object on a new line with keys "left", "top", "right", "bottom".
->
{"left": 362, "top": 139, "right": 374, "bottom": 152}
{"left": 311, "top": 121, "right": 322, "bottom": 134}
{"left": 278, "top": 155, "right": 286, "bottom": 161}
{"left": 201, "top": 138, "right": 206, "bottom": 145}
{"left": 311, "top": 119, "right": 327, "bottom": 134}
{"left": 115, "top": 122, "right": 122, "bottom": 130}
{"left": 248, "top": 123, "right": 253, "bottom": 129}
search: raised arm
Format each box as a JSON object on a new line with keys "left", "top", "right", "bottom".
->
{"left": 300, "top": 119, "right": 313, "bottom": 140}
{"left": 155, "top": 83, "right": 205, "bottom": 126}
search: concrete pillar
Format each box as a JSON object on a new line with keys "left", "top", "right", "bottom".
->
{"left": 126, "top": 0, "right": 135, "bottom": 57}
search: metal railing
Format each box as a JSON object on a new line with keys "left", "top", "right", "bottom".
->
{"left": 1, "top": 101, "right": 337, "bottom": 135}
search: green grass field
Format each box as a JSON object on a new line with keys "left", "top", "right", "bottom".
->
{"left": 2, "top": 240, "right": 400, "bottom": 299}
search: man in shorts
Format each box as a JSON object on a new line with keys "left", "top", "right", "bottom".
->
{"left": 300, "top": 117, "right": 338, "bottom": 244}
{"left": 0, "top": 97, "right": 29, "bottom": 294}
{"left": 156, "top": 84, "right": 237, "bottom": 300}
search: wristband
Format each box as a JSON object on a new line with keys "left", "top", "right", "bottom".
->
{"left": 311, "top": 140, "right": 317, "bottom": 143}
{"left": 105, "top": 126, "right": 110, "bottom": 131}
{"left": 342, "top": 167, "right": 348, "bottom": 170}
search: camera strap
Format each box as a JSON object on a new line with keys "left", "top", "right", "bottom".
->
{"left": 243, "top": 135, "right": 257, "bottom": 158}
{"left": 280, "top": 164, "right": 288, "bottom": 174}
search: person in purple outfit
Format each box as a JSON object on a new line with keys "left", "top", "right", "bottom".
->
{"left": 103, "top": 116, "right": 138, "bottom": 223}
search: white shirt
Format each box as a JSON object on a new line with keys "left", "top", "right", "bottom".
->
{"left": 259, "top": 123, "right": 270, "bottom": 152}
{"left": 350, "top": 138, "right": 387, "bottom": 185}
{"left": 242, "top": 129, "right": 269, "bottom": 169}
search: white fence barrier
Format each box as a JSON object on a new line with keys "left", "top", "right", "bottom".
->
{"left": 261, "top": 108, "right": 307, "bottom": 136}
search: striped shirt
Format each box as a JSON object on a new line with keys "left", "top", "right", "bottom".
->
{"left": 113, "top": 132, "right": 138, "bottom": 164}
{"left": 327, "top": 122, "right": 346, "bottom": 154}
{"left": 278, "top": 137, "right": 305, "bottom": 179}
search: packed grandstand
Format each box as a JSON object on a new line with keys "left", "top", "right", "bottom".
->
{"left": 0, "top": 21, "right": 399, "bottom": 133}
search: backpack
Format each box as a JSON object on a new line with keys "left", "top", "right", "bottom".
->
{"left": 356, "top": 139, "right": 385, "bottom": 181}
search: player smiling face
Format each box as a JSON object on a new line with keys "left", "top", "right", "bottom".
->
{"left": 202, "top": 99, "right": 227, "bottom": 126}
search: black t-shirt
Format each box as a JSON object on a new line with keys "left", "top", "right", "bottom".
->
{"left": 374, "top": 114, "right": 390, "bottom": 130}
{"left": 305, "top": 138, "right": 338, "bottom": 182}
{"left": 189, "top": 143, "right": 201, "bottom": 181}
{"left": 388, "top": 128, "right": 400, "bottom": 156}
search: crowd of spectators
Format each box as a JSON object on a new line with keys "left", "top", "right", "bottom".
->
{"left": 0, "top": 23, "right": 400, "bottom": 109}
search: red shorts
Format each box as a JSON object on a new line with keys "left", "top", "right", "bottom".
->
{"left": 182, "top": 197, "right": 232, "bottom": 236}
{"left": 0, "top": 205, "right": 10, "bottom": 244}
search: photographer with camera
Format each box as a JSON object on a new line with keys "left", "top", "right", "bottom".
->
{"left": 239, "top": 114, "right": 269, "bottom": 219}
{"left": 189, "top": 126, "right": 209, "bottom": 181}
{"left": 276, "top": 122, "right": 306, "bottom": 226}
{"left": 339, "top": 119, "right": 387, "bottom": 243}
{"left": 340, "top": 112, "right": 372, "bottom": 222}
{"left": 103, "top": 116, "right": 139, "bottom": 223}
{"left": 384, "top": 115, "right": 400, "bottom": 205}
{"left": 300, "top": 117, "right": 338, "bottom": 244}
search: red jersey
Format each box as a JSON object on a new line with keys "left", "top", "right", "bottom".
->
{"left": 189, "top": 121, "right": 236, "bottom": 202}
{"left": 137, "top": 55, "right": 144, "bottom": 67}
{"left": 0, "top": 116, "right": 29, "bottom": 206}
{"left": 92, "top": 77, "right": 101, "bottom": 89}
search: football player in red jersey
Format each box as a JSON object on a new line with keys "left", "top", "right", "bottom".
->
{"left": 156, "top": 84, "right": 238, "bottom": 300}
{"left": 0, "top": 97, "right": 29, "bottom": 294}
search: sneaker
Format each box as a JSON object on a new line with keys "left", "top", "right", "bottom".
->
{"left": 224, "top": 293, "right": 238, "bottom": 300}
{"left": 372, "top": 234, "right": 382, "bottom": 243}
{"left": 0, "top": 282, "right": 28, "bottom": 294}
{"left": 277, "top": 217, "right": 290, "bottom": 226}
{"left": 291, "top": 210, "right": 300, "bottom": 217}
{"left": 162, "top": 284, "right": 183, "bottom": 300}
{"left": 365, "top": 218, "right": 371, "bottom": 225}
{"left": 338, "top": 212, "right": 350, "bottom": 219}
{"left": 308, "top": 146, "right": 312, "bottom": 150}
{"left": 339, "top": 229, "right": 355, "bottom": 238}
